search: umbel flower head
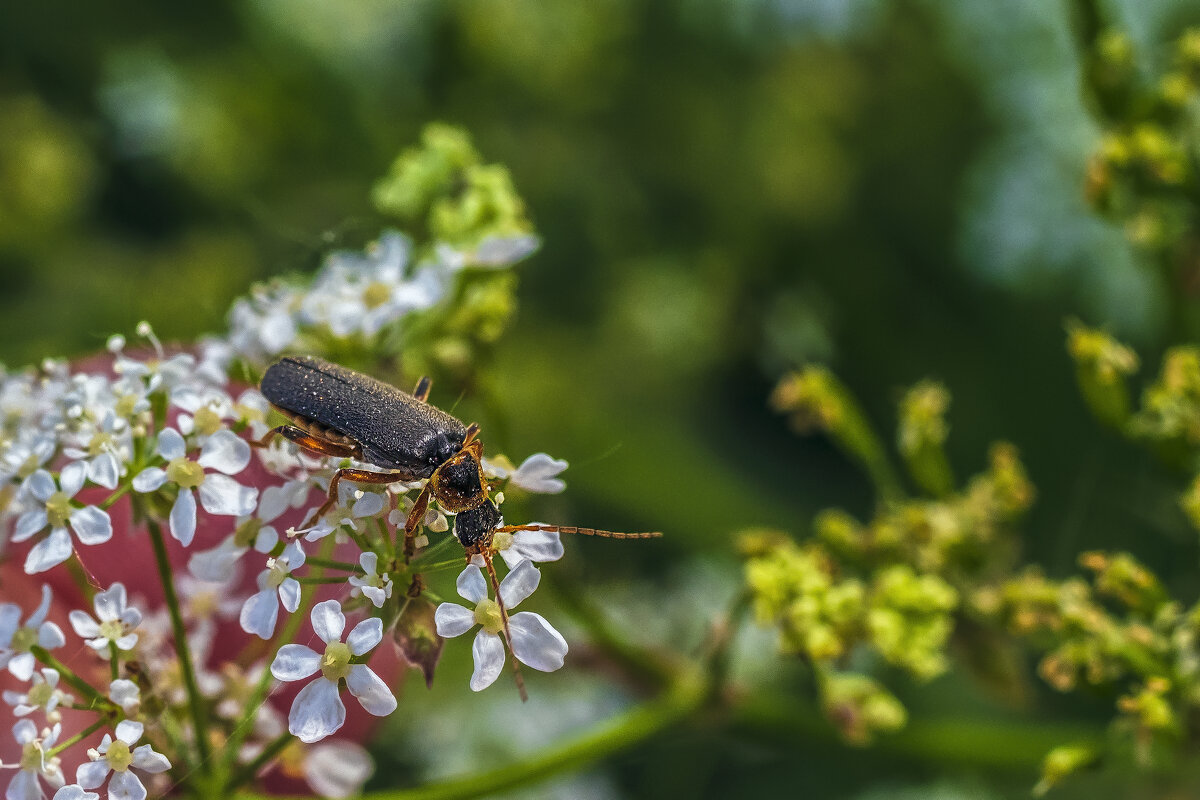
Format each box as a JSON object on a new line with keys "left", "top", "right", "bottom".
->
{"left": 11, "top": 462, "right": 113, "bottom": 573}
{"left": 0, "top": 585, "right": 66, "bottom": 680}
{"left": 76, "top": 720, "right": 171, "bottom": 800}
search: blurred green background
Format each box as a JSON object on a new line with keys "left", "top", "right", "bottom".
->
{"left": 5, "top": 1, "right": 1200, "bottom": 798}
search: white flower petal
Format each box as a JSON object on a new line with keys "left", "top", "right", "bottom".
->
{"left": 0, "top": 604, "right": 20, "bottom": 642}
{"left": 310, "top": 600, "right": 345, "bottom": 644}
{"left": 469, "top": 631, "right": 506, "bottom": 692}
{"left": 271, "top": 644, "right": 321, "bottom": 681}
{"left": 8, "top": 651, "right": 35, "bottom": 681}
{"left": 346, "top": 618, "right": 382, "bottom": 657}
{"left": 113, "top": 633, "right": 138, "bottom": 651}
{"left": 156, "top": 428, "right": 186, "bottom": 461}
{"left": 358, "top": 551, "right": 378, "bottom": 575}
{"left": 198, "top": 474, "right": 257, "bottom": 517}
{"left": 170, "top": 489, "right": 197, "bottom": 546}
{"left": 60, "top": 461, "right": 87, "bottom": 498}
{"left": 351, "top": 492, "right": 385, "bottom": 519}
{"left": 288, "top": 678, "right": 346, "bottom": 743}
{"left": 303, "top": 740, "right": 373, "bottom": 799}
{"left": 113, "top": 720, "right": 143, "bottom": 747}
{"left": 346, "top": 664, "right": 396, "bottom": 716}
{"left": 70, "top": 506, "right": 113, "bottom": 546}
{"left": 513, "top": 528, "right": 564, "bottom": 563}
{"left": 89, "top": 453, "right": 121, "bottom": 490}
{"left": 69, "top": 611, "right": 100, "bottom": 638}
{"left": 131, "top": 467, "right": 167, "bottom": 493}
{"left": 188, "top": 538, "right": 245, "bottom": 582}
{"left": 240, "top": 589, "right": 280, "bottom": 640}
{"left": 456, "top": 564, "right": 487, "bottom": 605}
{"left": 27, "top": 470, "right": 57, "bottom": 502}
{"left": 24, "top": 528, "right": 73, "bottom": 574}
{"left": 278, "top": 578, "right": 301, "bottom": 614}
{"left": 498, "top": 559, "right": 539, "bottom": 609}
{"left": 94, "top": 584, "right": 127, "bottom": 623}
{"left": 109, "top": 679, "right": 140, "bottom": 710}
{"left": 30, "top": 584, "right": 53, "bottom": 626}
{"left": 509, "top": 612, "right": 568, "bottom": 672}
{"left": 361, "top": 586, "right": 387, "bottom": 608}
{"left": 38, "top": 622, "right": 65, "bottom": 650}
{"left": 434, "top": 603, "right": 476, "bottom": 638}
{"left": 10, "top": 771, "right": 43, "bottom": 800}
{"left": 76, "top": 759, "right": 112, "bottom": 789}
{"left": 13, "top": 509, "right": 48, "bottom": 542}
{"left": 198, "top": 429, "right": 251, "bottom": 475}
{"left": 108, "top": 769, "right": 147, "bottom": 800}
{"left": 510, "top": 453, "right": 568, "bottom": 494}
{"left": 53, "top": 787, "right": 100, "bottom": 800}
{"left": 130, "top": 743, "right": 171, "bottom": 773}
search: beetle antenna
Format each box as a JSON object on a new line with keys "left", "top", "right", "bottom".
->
{"left": 482, "top": 553, "right": 528, "bottom": 702}
{"left": 496, "top": 524, "right": 662, "bottom": 540}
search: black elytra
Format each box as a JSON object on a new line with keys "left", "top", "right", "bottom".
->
{"left": 260, "top": 355, "right": 466, "bottom": 476}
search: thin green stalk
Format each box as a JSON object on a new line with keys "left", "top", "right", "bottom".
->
{"left": 48, "top": 718, "right": 108, "bottom": 757}
{"left": 146, "top": 519, "right": 212, "bottom": 774}
{"left": 304, "top": 556, "right": 360, "bottom": 572}
{"left": 32, "top": 646, "right": 106, "bottom": 706}
{"left": 296, "top": 576, "right": 349, "bottom": 585}
{"left": 100, "top": 482, "right": 131, "bottom": 510}
{"left": 109, "top": 642, "right": 120, "bottom": 682}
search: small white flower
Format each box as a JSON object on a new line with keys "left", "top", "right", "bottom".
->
{"left": 0, "top": 585, "right": 66, "bottom": 680}
{"left": 508, "top": 453, "right": 568, "bottom": 494}
{"left": 62, "top": 410, "right": 132, "bottom": 491}
{"left": 188, "top": 479, "right": 306, "bottom": 581}
{"left": 491, "top": 521, "right": 564, "bottom": 569}
{"left": 347, "top": 552, "right": 394, "bottom": 609}
{"left": 470, "top": 233, "right": 540, "bottom": 266}
{"left": 11, "top": 463, "right": 114, "bottom": 573}
{"left": 3, "top": 668, "right": 73, "bottom": 721}
{"left": 435, "top": 560, "right": 568, "bottom": 691}
{"left": 53, "top": 786, "right": 100, "bottom": 800}
{"left": 108, "top": 680, "right": 140, "bottom": 715}
{"left": 132, "top": 427, "right": 257, "bottom": 546}
{"left": 239, "top": 542, "right": 305, "bottom": 639}
{"left": 7, "top": 720, "right": 65, "bottom": 800}
{"left": 303, "top": 740, "right": 374, "bottom": 799}
{"left": 270, "top": 600, "right": 396, "bottom": 743}
{"left": 76, "top": 720, "right": 171, "bottom": 800}
{"left": 68, "top": 583, "right": 142, "bottom": 657}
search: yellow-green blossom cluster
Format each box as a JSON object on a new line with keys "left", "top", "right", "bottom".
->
{"left": 1066, "top": 320, "right": 1139, "bottom": 428}
{"left": 1082, "top": 27, "right": 1200, "bottom": 255}
{"left": 372, "top": 123, "right": 533, "bottom": 249}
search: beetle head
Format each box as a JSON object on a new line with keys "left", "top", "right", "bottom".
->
{"left": 453, "top": 499, "right": 501, "bottom": 549}
{"left": 430, "top": 443, "right": 486, "bottom": 512}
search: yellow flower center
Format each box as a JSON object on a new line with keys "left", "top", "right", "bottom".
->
{"left": 88, "top": 430, "right": 114, "bottom": 457}
{"left": 474, "top": 598, "right": 504, "bottom": 635}
{"left": 491, "top": 531, "right": 514, "bottom": 553}
{"left": 45, "top": 491, "right": 72, "bottom": 528}
{"left": 17, "top": 453, "right": 40, "bottom": 479}
{"left": 99, "top": 619, "right": 126, "bottom": 642}
{"left": 27, "top": 681, "right": 53, "bottom": 707}
{"left": 106, "top": 740, "right": 133, "bottom": 771}
{"left": 321, "top": 641, "right": 353, "bottom": 682}
{"left": 115, "top": 393, "right": 140, "bottom": 419}
{"left": 266, "top": 557, "right": 291, "bottom": 589}
{"left": 167, "top": 457, "right": 205, "bottom": 489}
{"left": 19, "top": 740, "right": 43, "bottom": 772}
{"left": 10, "top": 626, "right": 37, "bottom": 653}
{"left": 362, "top": 281, "right": 391, "bottom": 309}
{"left": 193, "top": 406, "right": 222, "bottom": 437}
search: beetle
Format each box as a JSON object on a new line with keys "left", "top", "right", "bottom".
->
{"left": 255, "top": 355, "right": 661, "bottom": 698}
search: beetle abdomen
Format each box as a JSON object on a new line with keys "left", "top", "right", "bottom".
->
{"left": 261, "top": 356, "right": 467, "bottom": 476}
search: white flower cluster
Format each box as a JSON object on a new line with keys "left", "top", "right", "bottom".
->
{"left": 0, "top": 229, "right": 591, "bottom": 798}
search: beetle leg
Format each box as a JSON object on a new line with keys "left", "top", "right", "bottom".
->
{"left": 302, "top": 467, "right": 411, "bottom": 531}
{"left": 480, "top": 551, "right": 528, "bottom": 702}
{"left": 251, "top": 425, "right": 360, "bottom": 459}
{"left": 405, "top": 483, "right": 432, "bottom": 539}
{"left": 412, "top": 376, "right": 432, "bottom": 403}
{"left": 462, "top": 423, "right": 480, "bottom": 446}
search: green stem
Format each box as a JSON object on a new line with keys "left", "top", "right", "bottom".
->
{"left": 297, "top": 576, "right": 349, "bottom": 585}
{"left": 222, "top": 535, "right": 335, "bottom": 778}
{"left": 100, "top": 482, "right": 131, "bottom": 510}
{"left": 47, "top": 718, "right": 108, "bottom": 757}
{"left": 32, "top": 646, "right": 106, "bottom": 706}
{"left": 236, "top": 667, "right": 707, "bottom": 800}
{"left": 146, "top": 519, "right": 212, "bottom": 774}
{"left": 109, "top": 642, "right": 120, "bottom": 682}
{"left": 305, "top": 556, "right": 360, "bottom": 572}
{"left": 227, "top": 731, "right": 294, "bottom": 792}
